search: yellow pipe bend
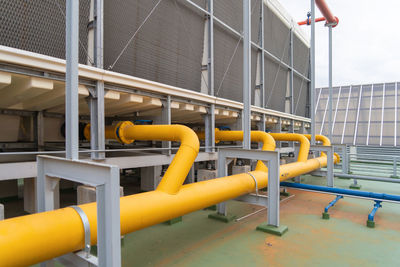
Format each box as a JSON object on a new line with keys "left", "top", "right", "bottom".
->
{"left": 196, "top": 129, "right": 276, "bottom": 172}
{"left": 85, "top": 122, "right": 200, "bottom": 195}
{"left": 269, "top": 133, "right": 310, "bottom": 162}
{"left": 302, "top": 134, "right": 340, "bottom": 163}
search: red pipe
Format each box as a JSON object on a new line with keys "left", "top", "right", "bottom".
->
{"left": 315, "top": 0, "right": 338, "bottom": 25}
{"left": 297, "top": 0, "right": 339, "bottom": 27}
{"left": 298, "top": 17, "right": 326, "bottom": 26}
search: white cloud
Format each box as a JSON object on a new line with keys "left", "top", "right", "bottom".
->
{"left": 278, "top": 0, "right": 400, "bottom": 87}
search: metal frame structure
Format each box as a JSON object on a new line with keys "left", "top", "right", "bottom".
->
{"left": 309, "top": 144, "right": 334, "bottom": 187}
{"left": 215, "top": 148, "right": 281, "bottom": 228}
{"left": 36, "top": 155, "right": 121, "bottom": 267}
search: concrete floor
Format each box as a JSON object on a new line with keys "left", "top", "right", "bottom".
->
{"left": 119, "top": 175, "right": 400, "bottom": 267}
{"left": 6, "top": 174, "right": 400, "bottom": 266}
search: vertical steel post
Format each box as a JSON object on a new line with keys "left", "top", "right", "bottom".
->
{"left": 289, "top": 28, "right": 294, "bottom": 115}
{"left": 242, "top": 0, "right": 251, "bottom": 149}
{"left": 205, "top": 0, "right": 215, "bottom": 152}
{"left": 310, "top": 0, "right": 316, "bottom": 145}
{"left": 395, "top": 83, "right": 398, "bottom": 147}
{"left": 328, "top": 25, "right": 333, "bottom": 142}
{"left": 65, "top": 0, "right": 79, "bottom": 160}
{"left": 266, "top": 153, "right": 280, "bottom": 227}
{"left": 90, "top": 0, "right": 105, "bottom": 160}
{"left": 161, "top": 96, "right": 171, "bottom": 155}
{"left": 258, "top": 1, "right": 266, "bottom": 135}
{"left": 260, "top": 0, "right": 265, "bottom": 111}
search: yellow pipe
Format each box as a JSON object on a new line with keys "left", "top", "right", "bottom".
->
{"left": 210, "top": 129, "right": 276, "bottom": 172}
{"left": 85, "top": 122, "right": 199, "bottom": 195}
{"left": 269, "top": 133, "right": 310, "bottom": 162}
{"left": 303, "top": 134, "right": 340, "bottom": 163}
{"left": 195, "top": 129, "right": 275, "bottom": 173}
{"left": 0, "top": 125, "right": 336, "bottom": 266}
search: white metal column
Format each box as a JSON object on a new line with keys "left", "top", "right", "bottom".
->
{"left": 65, "top": 0, "right": 79, "bottom": 160}
{"left": 242, "top": 0, "right": 251, "bottom": 149}
{"left": 310, "top": 0, "right": 316, "bottom": 145}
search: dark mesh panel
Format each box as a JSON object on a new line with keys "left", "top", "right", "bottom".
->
{"left": 293, "top": 75, "right": 308, "bottom": 117}
{"left": 214, "top": 0, "right": 242, "bottom": 33}
{"left": 264, "top": 57, "right": 287, "bottom": 112}
{"left": 0, "top": 0, "right": 90, "bottom": 64}
{"left": 104, "top": 0, "right": 204, "bottom": 92}
{"left": 264, "top": 5, "right": 290, "bottom": 65}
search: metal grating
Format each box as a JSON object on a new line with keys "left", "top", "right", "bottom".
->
{"left": 0, "top": 0, "right": 91, "bottom": 64}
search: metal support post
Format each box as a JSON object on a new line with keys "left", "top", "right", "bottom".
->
{"left": 37, "top": 111, "right": 44, "bottom": 150}
{"left": 204, "top": 105, "right": 215, "bottom": 152}
{"left": 392, "top": 157, "right": 398, "bottom": 178}
{"left": 310, "top": 145, "right": 334, "bottom": 187}
{"left": 65, "top": 0, "right": 79, "bottom": 160}
{"left": 289, "top": 28, "right": 294, "bottom": 115}
{"left": 203, "top": 0, "right": 215, "bottom": 152}
{"left": 242, "top": 0, "right": 251, "bottom": 149}
{"left": 310, "top": 0, "right": 316, "bottom": 145}
{"left": 36, "top": 156, "right": 121, "bottom": 267}
{"left": 90, "top": 0, "right": 105, "bottom": 160}
{"left": 328, "top": 25, "right": 333, "bottom": 141}
{"left": 261, "top": 1, "right": 265, "bottom": 110}
{"left": 210, "top": 148, "right": 285, "bottom": 235}
{"left": 161, "top": 96, "right": 171, "bottom": 155}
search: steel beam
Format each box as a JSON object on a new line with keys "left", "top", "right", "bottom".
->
{"left": 65, "top": 0, "right": 79, "bottom": 160}
{"left": 161, "top": 95, "right": 171, "bottom": 155}
{"left": 242, "top": 0, "right": 251, "bottom": 149}
{"left": 310, "top": 0, "right": 316, "bottom": 145}
{"left": 328, "top": 26, "right": 333, "bottom": 141}
{"left": 36, "top": 156, "right": 121, "bottom": 267}
{"left": 215, "top": 148, "right": 281, "bottom": 227}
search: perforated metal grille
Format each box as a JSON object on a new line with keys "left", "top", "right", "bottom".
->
{"left": 0, "top": 0, "right": 91, "bottom": 64}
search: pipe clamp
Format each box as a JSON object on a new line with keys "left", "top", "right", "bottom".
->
{"left": 70, "top": 205, "right": 91, "bottom": 258}
{"left": 246, "top": 172, "right": 259, "bottom": 196}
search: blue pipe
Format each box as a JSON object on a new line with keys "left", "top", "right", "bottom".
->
{"left": 280, "top": 182, "right": 400, "bottom": 202}
{"left": 324, "top": 195, "right": 343, "bottom": 213}
{"left": 368, "top": 201, "right": 382, "bottom": 222}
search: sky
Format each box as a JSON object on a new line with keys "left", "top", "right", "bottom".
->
{"left": 278, "top": 0, "right": 400, "bottom": 87}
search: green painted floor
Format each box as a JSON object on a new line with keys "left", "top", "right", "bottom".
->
{"left": 118, "top": 175, "right": 400, "bottom": 267}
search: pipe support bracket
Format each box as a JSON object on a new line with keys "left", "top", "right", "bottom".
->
{"left": 70, "top": 205, "right": 91, "bottom": 258}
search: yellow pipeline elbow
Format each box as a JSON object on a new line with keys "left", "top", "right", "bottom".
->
{"left": 269, "top": 133, "right": 310, "bottom": 162}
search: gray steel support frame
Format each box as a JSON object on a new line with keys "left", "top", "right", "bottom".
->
{"left": 335, "top": 144, "right": 349, "bottom": 174}
{"left": 310, "top": 145, "right": 334, "bottom": 187}
{"left": 216, "top": 148, "right": 281, "bottom": 227}
{"left": 37, "top": 111, "right": 45, "bottom": 150}
{"left": 310, "top": 0, "right": 316, "bottom": 145}
{"left": 204, "top": 105, "right": 215, "bottom": 152}
{"left": 242, "top": 0, "right": 251, "bottom": 149}
{"left": 161, "top": 96, "right": 171, "bottom": 155}
{"left": 65, "top": 0, "right": 79, "bottom": 160}
{"left": 289, "top": 28, "right": 294, "bottom": 115}
{"left": 90, "top": 0, "right": 105, "bottom": 160}
{"left": 327, "top": 25, "right": 333, "bottom": 141}
{"left": 183, "top": 0, "right": 310, "bottom": 83}
{"left": 204, "top": 0, "right": 215, "bottom": 153}
{"left": 36, "top": 155, "right": 121, "bottom": 267}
